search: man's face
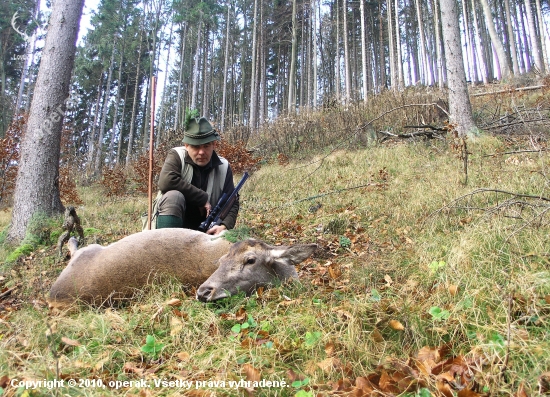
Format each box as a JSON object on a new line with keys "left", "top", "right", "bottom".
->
{"left": 184, "top": 142, "right": 216, "bottom": 166}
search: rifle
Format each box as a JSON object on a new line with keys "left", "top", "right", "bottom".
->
{"left": 198, "top": 171, "right": 249, "bottom": 232}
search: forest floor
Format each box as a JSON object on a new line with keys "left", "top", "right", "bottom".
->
{"left": 0, "top": 133, "right": 549, "bottom": 396}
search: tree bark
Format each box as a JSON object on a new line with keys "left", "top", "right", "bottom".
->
{"left": 524, "top": 0, "right": 543, "bottom": 72}
{"left": 440, "top": 0, "right": 477, "bottom": 138}
{"left": 8, "top": 0, "right": 85, "bottom": 243}
{"left": 288, "top": 0, "right": 298, "bottom": 113}
{"left": 479, "top": 0, "right": 512, "bottom": 78}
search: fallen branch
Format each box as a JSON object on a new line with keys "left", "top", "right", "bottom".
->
{"left": 471, "top": 85, "right": 546, "bottom": 97}
{"left": 481, "top": 148, "right": 548, "bottom": 158}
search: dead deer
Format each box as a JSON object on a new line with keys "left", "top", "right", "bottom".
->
{"left": 48, "top": 229, "right": 316, "bottom": 308}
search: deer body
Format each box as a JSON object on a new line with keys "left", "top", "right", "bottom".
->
{"left": 48, "top": 228, "right": 232, "bottom": 307}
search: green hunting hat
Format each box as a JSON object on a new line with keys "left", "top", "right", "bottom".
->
{"left": 183, "top": 117, "right": 220, "bottom": 145}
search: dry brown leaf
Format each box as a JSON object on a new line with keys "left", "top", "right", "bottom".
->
{"left": 544, "top": 295, "right": 550, "bottom": 304}
{"left": 371, "top": 328, "right": 385, "bottom": 343}
{"left": 0, "top": 375, "right": 10, "bottom": 388}
{"left": 170, "top": 316, "right": 184, "bottom": 336}
{"left": 176, "top": 352, "right": 190, "bottom": 362}
{"left": 317, "top": 357, "right": 342, "bottom": 373}
{"left": 165, "top": 298, "right": 182, "bottom": 307}
{"left": 378, "top": 370, "right": 400, "bottom": 394}
{"left": 458, "top": 389, "right": 484, "bottom": 397}
{"left": 436, "top": 379, "right": 454, "bottom": 397}
{"left": 61, "top": 336, "right": 81, "bottom": 347}
{"left": 235, "top": 307, "right": 247, "bottom": 321}
{"left": 328, "top": 263, "right": 342, "bottom": 279}
{"left": 150, "top": 306, "right": 164, "bottom": 322}
{"left": 325, "top": 342, "right": 335, "bottom": 356}
{"left": 384, "top": 274, "right": 393, "bottom": 285}
{"left": 389, "top": 320, "right": 405, "bottom": 331}
{"left": 123, "top": 362, "right": 144, "bottom": 376}
{"left": 243, "top": 363, "right": 261, "bottom": 382}
{"left": 448, "top": 284, "right": 459, "bottom": 296}
{"left": 416, "top": 346, "right": 441, "bottom": 375}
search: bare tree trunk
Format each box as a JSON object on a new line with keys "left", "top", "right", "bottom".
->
{"left": 360, "top": 0, "right": 368, "bottom": 102}
{"left": 249, "top": 0, "right": 259, "bottom": 126}
{"left": 343, "top": 0, "right": 351, "bottom": 101}
{"left": 174, "top": 23, "right": 187, "bottom": 130}
{"left": 433, "top": 0, "right": 444, "bottom": 88}
{"left": 386, "top": 0, "right": 396, "bottom": 89}
{"left": 8, "top": 0, "right": 85, "bottom": 243}
{"left": 94, "top": 48, "right": 116, "bottom": 175}
{"left": 471, "top": 0, "right": 489, "bottom": 83}
{"left": 126, "top": 28, "right": 144, "bottom": 165}
{"left": 504, "top": 0, "right": 520, "bottom": 75}
{"left": 313, "top": 0, "right": 318, "bottom": 107}
{"left": 525, "top": 0, "right": 543, "bottom": 72}
{"left": 288, "top": 0, "right": 298, "bottom": 113}
{"left": 394, "top": 0, "right": 404, "bottom": 89}
{"left": 87, "top": 79, "right": 103, "bottom": 172}
{"left": 116, "top": 83, "right": 129, "bottom": 165}
{"left": 479, "top": 0, "right": 512, "bottom": 78}
{"left": 440, "top": 0, "right": 477, "bottom": 138}
{"left": 221, "top": 1, "right": 232, "bottom": 133}
{"left": 535, "top": 0, "right": 548, "bottom": 71}
{"left": 157, "top": 21, "right": 173, "bottom": 143}
{"left": 190, "top": 19, "right": 203, "bottom": 111}
{"left": 415, "top": 0, "right": 429, "bottom": 84}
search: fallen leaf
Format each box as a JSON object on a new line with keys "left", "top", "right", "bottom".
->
{"left": 123, "top": 362, "right": 144, "bottom": 376}
{"left": 170, "top": 316, "right": 183, "bottom": 336}
{"left": 384, "top": 274, "right": 393, "bottom": 285}
{"left": 317, "top": 357, "right": 342, "bottom": 373}
{"left": 165, "top": 298, "right": 182, "bottom": 307}
{"left": 458, "top": 389, "right": 484, "bottom": 397}
{"left": 235, "top": 307, "right": 247, "bottom": 321}
{"left": 325, "top": 342, "right": 335, "bottom": 356}
{"left": 61, "top": 337, "right": 81, "bottom": 347}
{"left": 389, "top": 320, "right": 405, "bottom": 331}
{"left": 176, "top": 351, "right": 190, "bottom": 362}
{"left": 243, "top": 363, "right": 261, "bottom": 382}
{"left": 371, "top": 328, "right": 385, "bottom": 343}
{"left": 448, "top": 285, "right": 459, "bottom": 296}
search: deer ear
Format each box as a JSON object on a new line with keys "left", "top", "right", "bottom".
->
{"left": 271, "top": 244, "right": 317, "bottom": 266}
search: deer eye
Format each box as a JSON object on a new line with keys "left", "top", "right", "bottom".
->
{"left": 245, "top": 257, "right": 256, "bottom": 265}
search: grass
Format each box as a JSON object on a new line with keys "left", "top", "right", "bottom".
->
{"left": 0, "top": 134, "right": 549, "bottom": 396}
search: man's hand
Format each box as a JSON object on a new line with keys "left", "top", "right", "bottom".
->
{"left": 207, "top": 224, "right": 227, "bottom": 235}
{"left": 200, "top": 201, "right": 212, "bottom": 217}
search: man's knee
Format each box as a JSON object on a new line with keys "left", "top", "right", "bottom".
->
{"left": 158, "top": 190, "right": 186, "bottom": 218}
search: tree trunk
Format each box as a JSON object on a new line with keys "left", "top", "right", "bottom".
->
{"left": 288, "top": 0, "right": 298, "bottom": 113}
{"left": 440, "top": 0, "right": 477, "bottom": 138}
{"left": 534, "top": 0, "right": 548, "bottom": 71}
{"left": 126, "top": 27, "right": 143, "bottom": 165}
{"left": 190, "top": 18, "right": 203, "bottom": 111}
{"left": 343, "top": 0, "right": 351, "bottom": 101}
{"left": 157, "top": 21, "right": 173, "bottom": 144}
{"left": 504, "top": 0, "right": 520, "bottom": 75}
{"left": 249, "top": 0, "right": 258, "bottom": 126}
{"left": 94, "top": 48, "right": 116, "bottom": 175}
{"left": 387, "top": 0, "right": 396, "bottom": 89}
{"left": 8, "top": 0, "right": 85, "bottom": 243}
{"left": 479, "top": 0, "right": 512, "bottom": 78}
{"left": 360, "top": 0, "right": 368, "bottom": 102}
{"left": 174, "top": 23, "right": 187, "bottom": 130}
{"left": 524, "top": 0, "right": 543, "bottom": 72}
{"left": 221, "top": 1, "right": 232, "bottom": 133}
{"left": 471, "top": 0, "right": 489, "bottom": 83}
{"left": 433, "top": 0, "right": 444, "bottom": 88}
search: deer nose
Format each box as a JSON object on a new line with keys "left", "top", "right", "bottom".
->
{"left": 196, "top": 285, "right": 214, "bottom": 302}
